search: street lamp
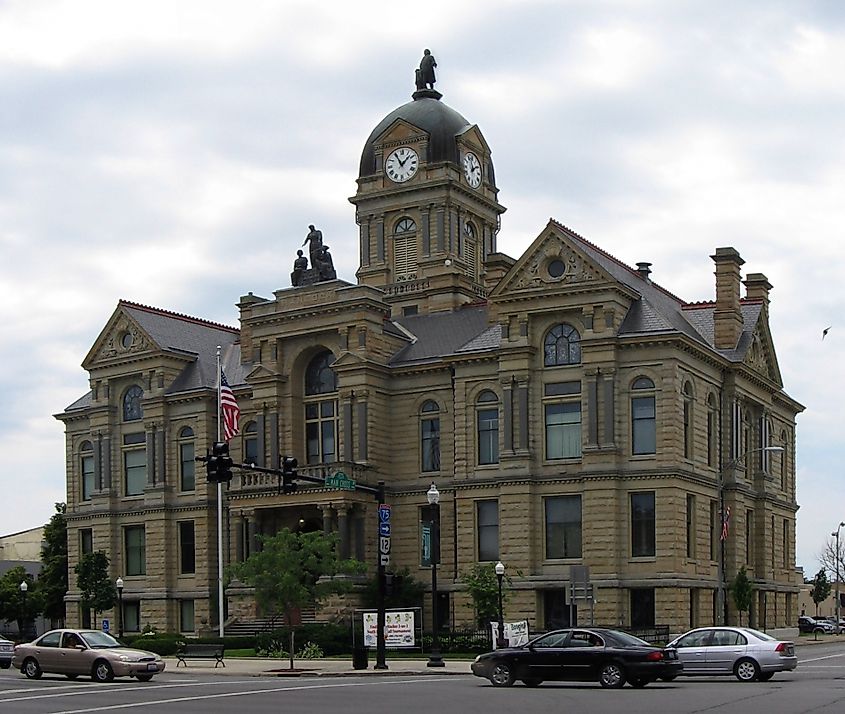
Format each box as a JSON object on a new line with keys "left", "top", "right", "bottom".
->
{"left": 116, "top": 577, "right": 124, "bottom": 639}
{"left": 426, "top": 483, "right": 445, "bottom": 668}
{"left": 495, "top": 561, "right": 506, "bottom": 648}
{"left": 832, "top": 523, "right": 845, "bottom": 633}
{"left": 717, "top": 445, "right": 784, "bottom": 626}
{"left": 19, "top": 581, "right": 28, "bottom": 640}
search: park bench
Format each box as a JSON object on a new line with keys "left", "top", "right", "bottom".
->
{"left": 175, "top": 642, "right": 226, "bottom": 668}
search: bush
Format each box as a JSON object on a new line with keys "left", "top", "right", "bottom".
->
{"left": 256, "top": 623, "right": 350, "bottom": 656}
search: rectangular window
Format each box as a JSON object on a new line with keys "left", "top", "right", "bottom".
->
{"left": 686, "top": 494, "right": 696, "bottom": 559}
{"left": 710, "top": 501, "right": 718, "bottom": 561}
{"left": 180, "top": 442, "right": 195, "bottom": 491}
{"left": 546, "top": 495, "right": 582, "bottom": 559}
{"left": 180, "top": 600, "right": 195, "bottom": 633}
{"left": 80, "top": 528, "right": 93, "bottom": 555}
{"left": 81, "top": 454, "right": 95, "bottom": 500}
{"left": 545, "top": 402, "right": 581, "bottom": 459}
{"left": 125, "top": 525, "right": 146, "bottom": 576}
{"left": 746, "top": 509, "right": 754, "bottom": 565}
{"left": 179, "top": 521, "right": 196, "bottom": 575}
{"left": 421, "top": 418, "right": 441, "bottom": 472}
{"left": 476, "top": 500, "right": 499, "bottom": 562}
{"left": 631, "top": 588, "right": 656, "bottom": 628}
{"left": 632, "top": 396, "right": 656, "bottom": 455}
{"left": 782, "top": 518, "right": 789, "bottom": 568}
{"left": 124, "top": 448, "right": 146, "bottom": 496}
{"left": 123, "top": 601, "right": 140, "bottom": 633}
{"left": 477, "top": 408, "right": 499, "bottom": 465}
{"left": 631, "top": 492, "right": 656, "bottom": 557}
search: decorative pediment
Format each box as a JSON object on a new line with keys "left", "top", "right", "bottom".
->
{"left": 376, "top": 119, "right": 428, "bottom": 149}
{"left": 457, "top": 125, "right": 490, "bottom": 155}
{"left": 743, "top": 322, "right": 783, "bottom": 386}
{"left": 83, "top": 309, "right": 156, "bottom": 369}
{"left": 245, "top": 363, "right": 282, "bottom": 383}
{"left": 490, "top": 223, "right": 611, "bottom": 297}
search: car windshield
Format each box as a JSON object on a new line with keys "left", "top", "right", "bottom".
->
{"left": 79, "top": 631, "right": 121, "bottom": 648}
{"left": 739, "top": 628, "right": 775, "bottom": 641}
{"left": 602, "top": 631, "right": 652, "bottom": 647}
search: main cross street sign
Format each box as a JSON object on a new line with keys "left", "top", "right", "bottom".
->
{"left": 325, "top": 471, "right": 356, "bottom": 490}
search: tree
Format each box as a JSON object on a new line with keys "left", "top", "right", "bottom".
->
{"left": 75, "top": 551, "right": 116, "bottom": 629}
{"left": 360, "top": 566, "right": 426, "bottom": 610}
{"left": 818, "top": 536, "right": 845, "bottom": 588}
{"left": 228, "top": 528, "right": 365, "bottom": 669}
{"left": 730, "top": 567, "right": 754, "bottom": 626}
{"left": 810, "top": 568, "right": 832, "bottom": 616}
{"left": 461, "top": 563, "right": 513, "bottom": 628}
{"left": 40, "top": 503, "right": 68, "bottom": 627}
{"left": 0, "top": 565, "right": 41, "bottom": 638}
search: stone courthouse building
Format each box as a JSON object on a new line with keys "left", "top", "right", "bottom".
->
{"left": 57, "top": 59, "right": 803, "bottom": 636}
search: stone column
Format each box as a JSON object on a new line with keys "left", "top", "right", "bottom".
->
{"left": 319, "top": 504, "right": 334, "bottom": 535}
{"left": 586, "top": 368, "right": 599, "bottom": 447}
{"left": 502, "top": 378, "right": 514, "bottom": 453}
{"left": 602, "top": 369, "right": 616, "bottom": 447}
{"left": 336, "top": 505, "right": 350, "bottom": 560}
{"left": 517, "top": 377, "right": 529, "bottom": 452}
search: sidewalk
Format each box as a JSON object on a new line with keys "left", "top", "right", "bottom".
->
{"left": 162, "top": 633, "right": 845, "bottom": 678}
{"left": 163, "top": 656, "right": 473, "bottom": 677}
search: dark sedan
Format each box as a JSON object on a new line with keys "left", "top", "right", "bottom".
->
{"left": 472, "top": 628, "right": 682, "bottom": 689}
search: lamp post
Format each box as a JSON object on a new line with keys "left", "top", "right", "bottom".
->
{"left": 426, "top": 483, "right": 444, "bottom": 668}
{"left": 833, "top": 523, "right": 845, "bottom": 633}
{"left": 717, "top": 445, "right": 784, "bottom": 626}
{"left": 116, "top": 577, "right": 124, "bottom": 639}
{"left": 495, "top": 561, "right": 506, "bottom": 648}
{"left": 19, "top": 581, "right": 28, "bottom": 640}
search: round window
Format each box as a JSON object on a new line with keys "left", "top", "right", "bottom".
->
{"left": 548, "top": 259, "right": 565, "bottom": 278}
{"left": 121, "top": 332, "right": 133, "bottom": 349}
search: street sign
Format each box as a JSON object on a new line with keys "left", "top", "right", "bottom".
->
{"left": 379, "top": 504, "right": 391, "bottom": 566}
{"left": 102, "top": 619, "right": 110, "bottom": 633}
{"left": 325, "top": 471, "right": 356, "bottom": 490}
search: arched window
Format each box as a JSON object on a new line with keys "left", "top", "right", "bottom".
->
{"left": 80, "top": 441, "right": 94, "bottom": 501}
{"left": 544, "top": 324, "right": 581, "bottom": 366}
{"left": 178, "top": 427, "right": 195, "bottom": 491}
{"left": 243, "top": 422, "right": 259, "bottom": 466}
{"left": 305, "top": 350, "right": 338, "bottom": 464}
{"left": 123, "top": 385, "right": 143, "bottom": 421}
{"left": 683, "top": 381, "right": 694, "bottom": 460}
{"left": 476, "top": 390, "right": 499, "bottom": 465}
{"left": 706, "top": 393, "right": 718, "bottom": 467}
{"left": 462, "top": 221, "right": 477, "bottom": 277}
{"left": 631, "top": 377, "right": 656, "bottom": 455}
{"left": 394, "top": 217, "right": 417, "bottom": 281}
{"left": 420, "top": 401, "right": 441, "bottom": 473}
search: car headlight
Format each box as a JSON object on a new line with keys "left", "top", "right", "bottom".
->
{"left": 473, "top": 655, "right": 481, "bottom": 663}
{"left": 119, "top": 655, "right": 131, "bottom": 662}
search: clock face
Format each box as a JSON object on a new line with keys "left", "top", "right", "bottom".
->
{"left": 385, "top": 147, "right": 419, "bottom": 183}
{"left": 463, "top": 152, "right": 482, "bottom": 188}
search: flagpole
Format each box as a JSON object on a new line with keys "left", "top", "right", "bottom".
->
{"left": 216, "top": 346, "right": 225, "bottom": 638}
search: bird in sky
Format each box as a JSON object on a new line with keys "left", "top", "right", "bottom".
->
{"left": 822, "top": 326, "right": 832, "bottom": 340}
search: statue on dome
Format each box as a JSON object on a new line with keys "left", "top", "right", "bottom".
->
{"left": 419, "top": 49, "right": 437, "bottom": 89}
{"left": 302, "top": 224, "right": 324, "bottom": 269}
{"left": 291, "top": 249, "right": 308, "bottom": 286}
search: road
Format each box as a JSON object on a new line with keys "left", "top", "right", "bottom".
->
{"left": 1, "top": 643, "right": 844, "bottom": 714}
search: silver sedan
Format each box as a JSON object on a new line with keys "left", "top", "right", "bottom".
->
{"left": 666, "top": 626, "right": 797, "bottom": 682}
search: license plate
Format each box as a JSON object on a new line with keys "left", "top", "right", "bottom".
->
{"left": 147, "top": 664, "right": 159, "bottom": 671}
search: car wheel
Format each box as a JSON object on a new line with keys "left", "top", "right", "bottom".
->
{"left": 136, "top": 674, "right": 154, "bottom": 682}
{"left": 23, "top": 658, "right": 42, "bottom": 679}
{"left": 757, "top": 672, "right": 774, "bottom": 682}
{"left": 522, "top": 678, "right": 542, "bottom": 687}
{"left": 0, "top": 661, "right": 11, "bottom": 670}
{"left": 490, "top": 662, "right": 515, "bottom": 687}
{"left": 629, "top": 677, "right": 650, "bottom": 688}
{"left": 734, "top": 658, "right": 760, "bottom": 682}
{"left": 92, "top": 659, "right": 114, "bottom": 683}
{"left": 599, "top": 662, "right": 626, "bottom": 689}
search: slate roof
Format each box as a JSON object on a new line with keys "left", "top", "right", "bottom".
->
{"left": 389, "top": 305, "right": 494, "bottom": 365}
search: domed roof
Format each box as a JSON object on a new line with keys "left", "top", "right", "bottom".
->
{"left": 359, "top": 95, "right": 493, "bottom": 184}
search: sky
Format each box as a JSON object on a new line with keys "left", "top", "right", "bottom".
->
{"left": 1, "top": 0, "right": 843, "bottom": 577}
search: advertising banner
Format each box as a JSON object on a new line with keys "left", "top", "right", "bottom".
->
{"left": 490, "top": 620, "right": 529, "bottom": 647}
{"left": 363, "top": 610, "right": 416, "bottom": 648}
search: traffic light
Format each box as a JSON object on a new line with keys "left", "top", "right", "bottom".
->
{"left": 281, "top": 455, "right": 298, "bottom": 494}
{"left": 206, "top": 442, "right": 233, "bottom": 483}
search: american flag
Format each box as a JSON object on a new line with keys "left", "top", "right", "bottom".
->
{"left": 220, "top": 370, "right": 240, "bottom": 441}
{"left": 720, "top": 505, "right": 731, "bottom": 541}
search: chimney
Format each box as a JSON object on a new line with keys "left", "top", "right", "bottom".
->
{"left": 711, "top": 247, "right": 744, "bottom": 350}
{"left": 744, "top": 273, "right": 772, "bottom": 308}
{"left": 636, "top": 262, "right": 652, "bottom": 281}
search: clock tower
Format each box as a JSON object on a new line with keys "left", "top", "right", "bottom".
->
{"left": 350, "top": 57, "right": 506, "bottom": 316}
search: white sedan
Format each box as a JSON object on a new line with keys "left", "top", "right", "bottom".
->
{"left": 667, "top": 626, "right": 797, "bottom": 682}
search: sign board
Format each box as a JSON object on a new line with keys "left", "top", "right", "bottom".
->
{"left": 325, "top": 471, "right": 356, "bottom": 491}
{"left": 490, "top": 620, "right": 529, "bottom": 648}
{"left": 363, "top": 610, "right": 416, "bottom": 648}
{"left": 421, "top": 523, "right": 432, "bottom": 567}
{"left": 102, "top": 619, "right": 110, "bottom": 633}
{"left": 378, "top": 504, "right": 391, "bottom": 566}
